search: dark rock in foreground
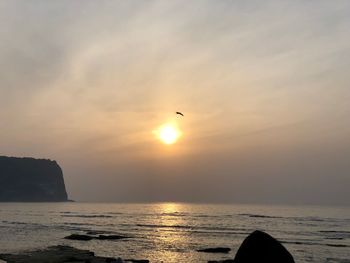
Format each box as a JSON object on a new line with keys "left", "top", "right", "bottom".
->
{"left": 233, "top": 230, "right": 295, "bottom": 263}
{"left": 197, "top": 247, "right": 231, "bottom": 253}
{"left": 0, "top": 156, "right": 68, "bottom": 202}
{"left": 0, "top": 245, "right": 118, "bottom": 263}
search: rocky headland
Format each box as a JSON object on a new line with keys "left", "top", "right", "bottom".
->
{"left": 0, "top": 156, "right": 68, "bottom": 202}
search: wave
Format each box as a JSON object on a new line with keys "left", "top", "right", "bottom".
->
{"left": 326, "top": 244, "right": 349, "bottom": 248}
{"left": 2, "top": 220, "right": 28, "bottom": 225}
{"left": 62, "top": 214, "right": 114, "bottom": 218}
{"left": 62, "top": 222, "right": 97, "bottom": 226}
{"left": 325, "top": 237, "right": 344, "bottom": 240}
{"left": 134, "top": 223, "right": 254, "bottom": 234}
{"left": 319, "top": 230, "right": 350, "bottom": 241}
{"left": 136, "top": 223, "right": 193, "bottom": 229}
{"left": 282, "top": 240, "right": 349, "bottom": 248}
{"left": 326, "top": 258, "right": 350, "bottom": 263}
{"left": 238, "top": 214, "right": 350, "bottom": 224}
{"left": 320, "top": 230, "right": 350, "bottom": 234}
{"left": 239, "top": 213, "right": 282, "bottom": 219}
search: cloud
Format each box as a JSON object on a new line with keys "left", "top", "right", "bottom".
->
{"left": 0, "top": 0, "right": 350, "bottom": 204}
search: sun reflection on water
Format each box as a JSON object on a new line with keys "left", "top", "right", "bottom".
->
{"left": 146, "top": 203, "right": 193, "bottom": 262}
{"left": 160, "top": 202, "right": 180, "bottom": 214}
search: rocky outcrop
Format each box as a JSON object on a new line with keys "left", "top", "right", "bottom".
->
{"left": 0, "top": 245, "right": 118, "bottom": 263}
{"left": 209, "top": 230, "right": 295, "bottom": 263}
{"left": 0, "top": 156, "right": 68, "bottom": 202}
{"left": 0, "top": 246, "right": 150, "bottom": 263}
{"left": 64, "top": 234, "right": 94, "bottom": 241}
{"left": 98, "top": 235, "right": 129, "bottom": 240}
{"left": 64, "top": 233, "right": 130, "bottom": 241}
{"left": 233, "top": 230, "right": 295, "bottom": 263}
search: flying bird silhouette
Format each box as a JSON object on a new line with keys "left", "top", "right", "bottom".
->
{"left": 176, "top": 112, "right": 184, "bottom": 117}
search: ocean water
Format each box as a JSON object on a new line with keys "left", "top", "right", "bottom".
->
{"left": 0, "top": 203, "right": 349, "bottom": 263}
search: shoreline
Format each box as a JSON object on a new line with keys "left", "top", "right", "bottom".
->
{"left": 0, "top": 231, "right": 295, "bottom": 263}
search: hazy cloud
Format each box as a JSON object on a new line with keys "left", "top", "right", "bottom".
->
{"left": 1, "top": 0, "right": 350, "bottom": 204}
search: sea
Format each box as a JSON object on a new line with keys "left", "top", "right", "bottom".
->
{"left": 0, "top": 203, "right": 349, "bottom": 263}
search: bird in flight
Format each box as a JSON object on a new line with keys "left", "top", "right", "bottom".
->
{"left": 176, "top": 111, "right": 184, "bottom": 117}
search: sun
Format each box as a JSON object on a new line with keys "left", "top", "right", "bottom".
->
{"left": 157, "top": 123, "right": 181, "bottom": 145}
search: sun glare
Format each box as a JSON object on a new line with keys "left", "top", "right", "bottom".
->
{"left": 157, "top": 124, "right": 181, "bottom": 145}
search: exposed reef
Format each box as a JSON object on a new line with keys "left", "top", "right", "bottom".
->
{"left": 0, "top": 230, "right": 293, "bottom": 263}
{"left": 0, "top": 246, "right": 148, "bottom": 263}
{"left": 0, "top": 245, "right": 117, "bottom": 263}
{"left": 197, "top": 247, "right": 231, "bottom": 253}
{"left": 64, "top": 233, "right": 130, "bottom": 241}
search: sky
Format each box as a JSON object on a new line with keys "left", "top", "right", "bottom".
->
{"left": 1, "top": 0, "right": 350, "bottom": 205}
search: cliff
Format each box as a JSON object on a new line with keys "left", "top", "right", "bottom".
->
{"left": 0, "top": 156, "right": 68, "bottom": 202}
